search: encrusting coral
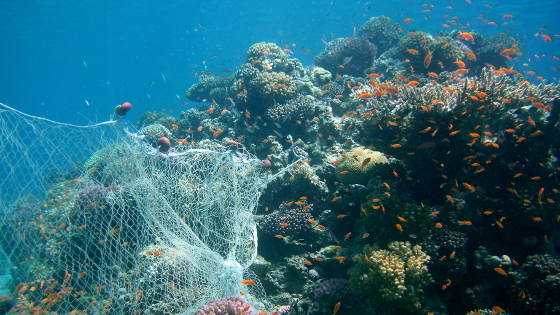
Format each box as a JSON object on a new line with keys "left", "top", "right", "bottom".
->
{"left": 335, "top": 146, "right": 390, "bottom": 185}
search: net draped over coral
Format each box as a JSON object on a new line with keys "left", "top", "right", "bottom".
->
{"left": 0, "top": 103, "right": 269, "bottom": 314}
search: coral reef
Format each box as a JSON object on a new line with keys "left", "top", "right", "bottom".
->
{"left": 510, "top": 254, "right": 560, "bottom": 314}
{"left": 196, "top": 296, "right": 255, "bottom": 315}
{"left": 314, "top": 37, "right": 377, "bottom": 76}
{"left": 358, "top": 16, "right": 402, "bottom": 54}
{"left": 335, "top": 146, "right": 390, "bottom": 185}
{"left": 349, "top": 241, "right": 432, "bottom": 312}
{"left": 3, "top": 14, "right": 560, "bottom": 315}
{"left": 186, "top": 75, "right": 234, "bottom": 104}
{"left": 255, "top": 202, "right": 313, "bottom": 238}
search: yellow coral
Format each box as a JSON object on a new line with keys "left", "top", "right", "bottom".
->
{"left": 246, "top": 42, "right": 285, "bottom": 61}
{"left": 335, "top": 146, "right": 389, "bottom": 184}
{"left": 350, "top": 241, "right": 431, "bottom": 312}
{"left": 249, "top": 71, "right": 297, "bottom": 102}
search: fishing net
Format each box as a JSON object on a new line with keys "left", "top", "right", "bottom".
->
{"left": 0, "top": 102, "right": 278, "bottom": 314}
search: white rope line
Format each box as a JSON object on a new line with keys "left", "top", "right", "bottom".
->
{"left": 0, "top": 102, "right": 118, "bottom": 128}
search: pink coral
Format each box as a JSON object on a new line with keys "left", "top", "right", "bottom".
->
{"left": 196, "top": 296, "right": 255, "bottom": 315}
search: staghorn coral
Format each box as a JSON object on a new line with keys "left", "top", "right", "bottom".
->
{"left": 349, "top": 241, "right": 432, "bottom": 312}
{"left": 476, "top": 67, "right": 560, "bottom": 105}
{"left": 358, "top": 16, "right": 402, "bottom": 54}
{"left": 196, "top": 296, "right": 255, "bottom": 315}
{"left": 350, "top": 79, "right": 459, "bottom": 115}
{"left": 314, "top": 37, "right": 377, "bottom": 76}
{"left": 335, "top": 146, "right": 390, "bottom": 185}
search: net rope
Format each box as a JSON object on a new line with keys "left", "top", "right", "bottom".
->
{"left": 0, "top": 102, "right": 279, "bottom": 314}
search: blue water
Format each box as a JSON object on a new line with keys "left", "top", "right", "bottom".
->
{"left": 0, "top": 0, "right": 559, "bottom": 123}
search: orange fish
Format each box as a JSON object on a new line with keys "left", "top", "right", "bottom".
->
{"left": 465, "top": 50, "right": 477, "bottom": 61}
{"left": 406, "top": 81, "right": 420, "bottom": 86}
{"left": 441, "top": 279, "right": 452, "bottom": 290}
{"left": 240, "top": 279, "right": 256, "bottom": 285}
{"left": 537, "top": 187, "right": 545, "bottom": 204}
{"left": 424, "top": 51, "right": 433, "bottom": 69}
{"left": 457, "top": 220, "right": 473, "bottom": 226}
{"left": 454, "top": 60, "right": 466, "bottom": 68}
{"left": 361, "top": 157, "right": 372, "bottom": 168}
{"left": 407, "top": 49, "right": 420, "bottom": 55}
{"left": 274, "top": 234, "right": 285, "bottom": 238}
{"left": 494, "top": 267, "right": 507, "bottom": 275}
{"left": 395, "top": 223, "right": 404, "bottom": 232}
{"left": 458, "top": 32, "right": 474, "bottom": 42}
{"left": 354, "top": 93, "right": 374, "bottom": 99}
{"left": 462, "top": 182, "right": 476, "bottom": 192}
{"left": 390, "top": 143, "right": 402, "bottom": 148}
{"left": 332, "top": 301, "right": 342, "bottom": 315}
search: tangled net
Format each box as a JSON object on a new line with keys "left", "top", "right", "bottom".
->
{"left": 0, "top": 103, "right": 276, "bottom": 314}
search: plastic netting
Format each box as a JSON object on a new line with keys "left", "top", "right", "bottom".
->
{"left": 0, "top": 103, "right": 272, "bottom": 314}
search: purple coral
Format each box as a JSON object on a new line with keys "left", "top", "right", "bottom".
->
{"left": 313, "top": 278, "right": 350, "bottom": 301}
{"left": 76, "top": 185, "right": 107, "bottom": 209}
{"left": 196, "top": 296, "right": 255, "bottom": 315}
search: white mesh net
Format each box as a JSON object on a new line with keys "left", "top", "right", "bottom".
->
{"left": 0, "top": 103, "right": 271, "bottom": 314}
